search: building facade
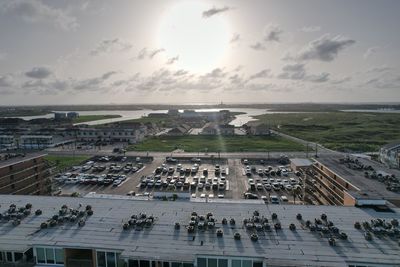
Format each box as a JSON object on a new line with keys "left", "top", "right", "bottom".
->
{"left": 0, "top": 153, "right": 50, "bottom": 195}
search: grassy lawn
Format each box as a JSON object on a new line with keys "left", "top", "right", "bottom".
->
{"left": 253, "top": 112, "right": 400, "bottom": 152}
{"left": 128, "top": 135, "right": 305, "bottom": 152}
{"left": 44, "top": 155, "right": 91, "bottom": 172}
{"left": 72, "top": 115, "right": 121, "bottom": 123}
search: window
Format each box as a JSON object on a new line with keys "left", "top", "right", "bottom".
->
{"left": 242, "top": 261, "right": 252, "bottom": 267}
{"left": 45, "top": 248, "right": 55, "bottom": 264}
{"left": 232, "top": 260, "right": 241, "bottom": 267}
{"left": 171, "top": 262, "right": 182, "bottom": 267}
{"left": 36, "top": 248, "right": 45, "bottom": 264}
{"left": 0, "top": 251, "right": 3, "bottom": 262}
{"left": 253, "top": 262, "right": 262, "bottom": 267}
{"left": 198, "top": 258, "right": 207, "bottom": 267}
{"left": 129, "top": 260, "right": 139, "bottom": 267}
{"left": 140, "top": 260, "right": 150, "bottom": 267}
{"left": 6, "top": 252, "right": 12, "bottom": 262}
{"left": 183, "top": 263, "right": 193, "bottom": 267}
{"left": 55, "top": 249, "right": 64, "bottom": 264}
{"left": 163, "top": 262, "right": 170, "bottom": 267}
{"left": 208, "top": 259, "right": 217, "bottom": 267}
{"left": 14, "top": 252, "right": 23, "bottom": 262}
{"left": 217, "top": 260, "right": 227, "bottom": 267}
{"left": 107, "top": 252, "right": 116, "bottom": 267}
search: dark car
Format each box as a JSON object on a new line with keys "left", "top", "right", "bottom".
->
{"left": 244, "top": 193, "right": 259, "bottom": 199}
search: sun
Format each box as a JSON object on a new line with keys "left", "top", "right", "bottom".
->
{"left": 158, "top": 1, "right": 231, "bottom": 73}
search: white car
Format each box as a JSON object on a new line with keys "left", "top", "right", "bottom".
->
{"left": 280, "top": 195, "right": 288, "bottom": 202}
{"left": 200, "top": 193, "right": 206, "bottom": 198}
{"left": 113, "top": 179, "right": 122, "bottom": 186}
{"left": 285, "top": 184, "right": 293, "bottom": 191}
{"left": 217, "top": 194, "right": 224, "bottom": 198}
{"left": 208, "top": 194, "right": 214, "bottom": 198}
{"left": 191, "top": 193, "right": 196, "bottom": 198}
{"left": 256, "top": 183, "right": 264, "bottom": 190}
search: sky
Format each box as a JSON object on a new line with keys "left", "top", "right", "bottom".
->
{"left": 0, "top": 0, "right": 399, "bottom": 105}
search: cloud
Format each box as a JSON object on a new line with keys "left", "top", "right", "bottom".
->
{"left": 25, "top": 67, "right": 52, "bottom": 79}
{"left": 301, "top": 26, "right": 321, "bottom": 32}
{"left": 1, "top": 0, "right": 78, "bottom": 31}
{"left": 148, "top": 48, "right": 165, "bottom": 58}
{"left": 0, "top": 52, "right": 6, "bottom": 61}
{"left": 230, "top": 33, "right": 240, "bottom": 43}
{"left": 365, "top": 65, "right": 392, "bottom": 74}
{"left": 249, "top": 42, "right": 266, "bottom": 51}
{"left": 331, "top": 76, "right": 352, "bottom": 84}
{"left": 174, "top": 69, "right": 188, "bottom": 76}
{"left": 0, "top": 74, "right": 14, "bottom": 87}
{"left": 248, "top": 69, "right": 271, "bottom": 80}
{"left": 90, "top": 38, "right": 133, "bottom": 56}
{"left": 298, "top": 34, "right": 356, "bottom": 62}
{"left": 202, "top": 6, "right": 232, "bottom": 18}
{"left": 278, "top": 63, "right": 329, "bottom": 83}
{"left": 166, "top": 56, "right": 179, "bottom": 65}
{"left": 363, "top": 46, "right": 379, "bottom": 59}
{"left": 263, "top": 24, "right": 283, "bottom": 42}
{"left": 364, "top": 75, "right": 400, "bottom": 89}
{"left": 73, "top": 71, "right": 117, "bottom": 91}
{"left": 134, "top": 47, "right": 165, "bottom": 60}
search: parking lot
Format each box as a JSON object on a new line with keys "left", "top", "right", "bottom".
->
{"left": 53, "top": 156, "right": 304, "bottom": 204}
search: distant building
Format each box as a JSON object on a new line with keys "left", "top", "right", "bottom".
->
{"left": 247, "top": 124, "right": 271, "bottom": 135}
{"left": 20, "top": 135, "right": 54, "bottom": 149}
{"left": 0, "top": 135, "right": 15, "bottom": 150}
{"left": 167, "top": 109, "right": 180, "bottom": 116}
{"left": 167, "top": 124, "right": 191, "bottom": 135}
{"left": 380, "top": 142, "right": 400, "bottom": 169}
{"left": 68, "top": 126, "right": 148, "bottom": 144}
{"left": 201, "top": 123, "right": 235, "bottom": 135}
{"left": 66, "top": 112, "right": 79, "bottom": 119}
{"left": 0, "top": 153, "right": 50, "bottom": 195}
{"left": 54, "top": 112, "right": 67, "bottom": 120}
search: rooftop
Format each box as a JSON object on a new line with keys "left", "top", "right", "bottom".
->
{"left": 0, "top": 152, "right": 47, "bottom": 169}
{"left": 314, "top": 155, "right": 400, "bottom": 202}
{"left": 0, "top": 195, "right": 400, "bottom": 266}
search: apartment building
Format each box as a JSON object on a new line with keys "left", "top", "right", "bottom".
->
{"left": 0, "top": 153, "right": 50, "bottom": 195}
{"left": 305, "top": 156, "right": 400, "bottom": 207}
{"left": 380, "top": 142, "right": 400, "bottom": 169}
{"left": 67, "top": 126, "right": 147, "bottom": 144}
{"left": 0, "top": 195, "right": 399, "bottom": 267}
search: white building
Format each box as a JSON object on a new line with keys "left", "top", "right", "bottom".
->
{"left": 380, "top": 142, "right": 400, "bottom": 169}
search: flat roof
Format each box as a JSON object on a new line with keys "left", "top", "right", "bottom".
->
{"left": 314, "top": 156, "right": 400, "bottom": 202}
{"left": 0, "top": 195, "right": 400, "bottom": 266}
{"left": 0, "top": 152, "right": 47, "bottom": 169}
{"left": 290, "top": 158, "right": 313, "bottom": 167}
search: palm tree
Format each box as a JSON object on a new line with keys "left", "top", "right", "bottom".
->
{"left": 293, "top": 186, "right": 302, "bottom": 204}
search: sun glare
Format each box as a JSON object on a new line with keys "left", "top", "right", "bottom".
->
{"left": 158, "top": 1, "right": 231, "bottom": 72}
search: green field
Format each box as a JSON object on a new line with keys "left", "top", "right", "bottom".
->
{"left": 253, "top": 112, "right": 400, "bottom": 152}
{"left": 44, "top": 155, "right": 91, "bottom": 172}
{"left": 72, "top": 115, "right": 121, "bottom": 123}
{"left": 128, "top": 135, "right": 305, "bottom": 152}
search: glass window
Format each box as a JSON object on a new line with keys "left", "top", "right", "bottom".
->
{"left": 171, "top": 263, "right": 182, "bottom": 267}
{"left": 55, "top": 249, "right": 64, "bottom": 264}
{"left": 253, "top": 262, "right": 262, "bottom": 267}
{"left": 183, "top": 263, "right": 193, "bottom": 267}
{"left": 232, "top": 260, "right": 241, "bottom": 267}
{"left": 152, "top": 261, "right": 156, "bottom": 267}
{"left": 140, "top": 260, "right": 150, "bottom": 267}
{"left": 242, "top": 260, "right": 251, "bottom": 267}
{"left": 208, "top": 259, "right": 217, "bottom": 267}
{"left": 6, "top": 252, "right": 12, "bottom": 262}
{"left": 218, "top": 259, "right": 228, "bottom": 267}
{"left": 0, "top": 252, "right": 3, "bottom": 262}
{"left": 36, "top": 248, "right": 45, "bottom": 264}
{"left": 45, "top": 248, "right": 55, "bottom": 264}
{"left": 97, "top": 251, "right": 106, "bottom": 267}
{"left": 163, "top": 262, "right": 170, "bottom": 267}
{"left": 107, "top": 252, "right": 116, "bottom": 267}
{"left": 129, "top": 260, "right": 139, "bottom": 267}
{"left": 198, "top": 258, "right": 207, "bottom": 267}
{"left": 14, "top": 252, "right": 23, "bottom": 262}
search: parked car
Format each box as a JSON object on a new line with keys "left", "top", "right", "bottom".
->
{"left": 244, "top": 193, "right": 258, "bottom": 199}
{"left": 270, "top": 195, "right": 279, "bottom": 204}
